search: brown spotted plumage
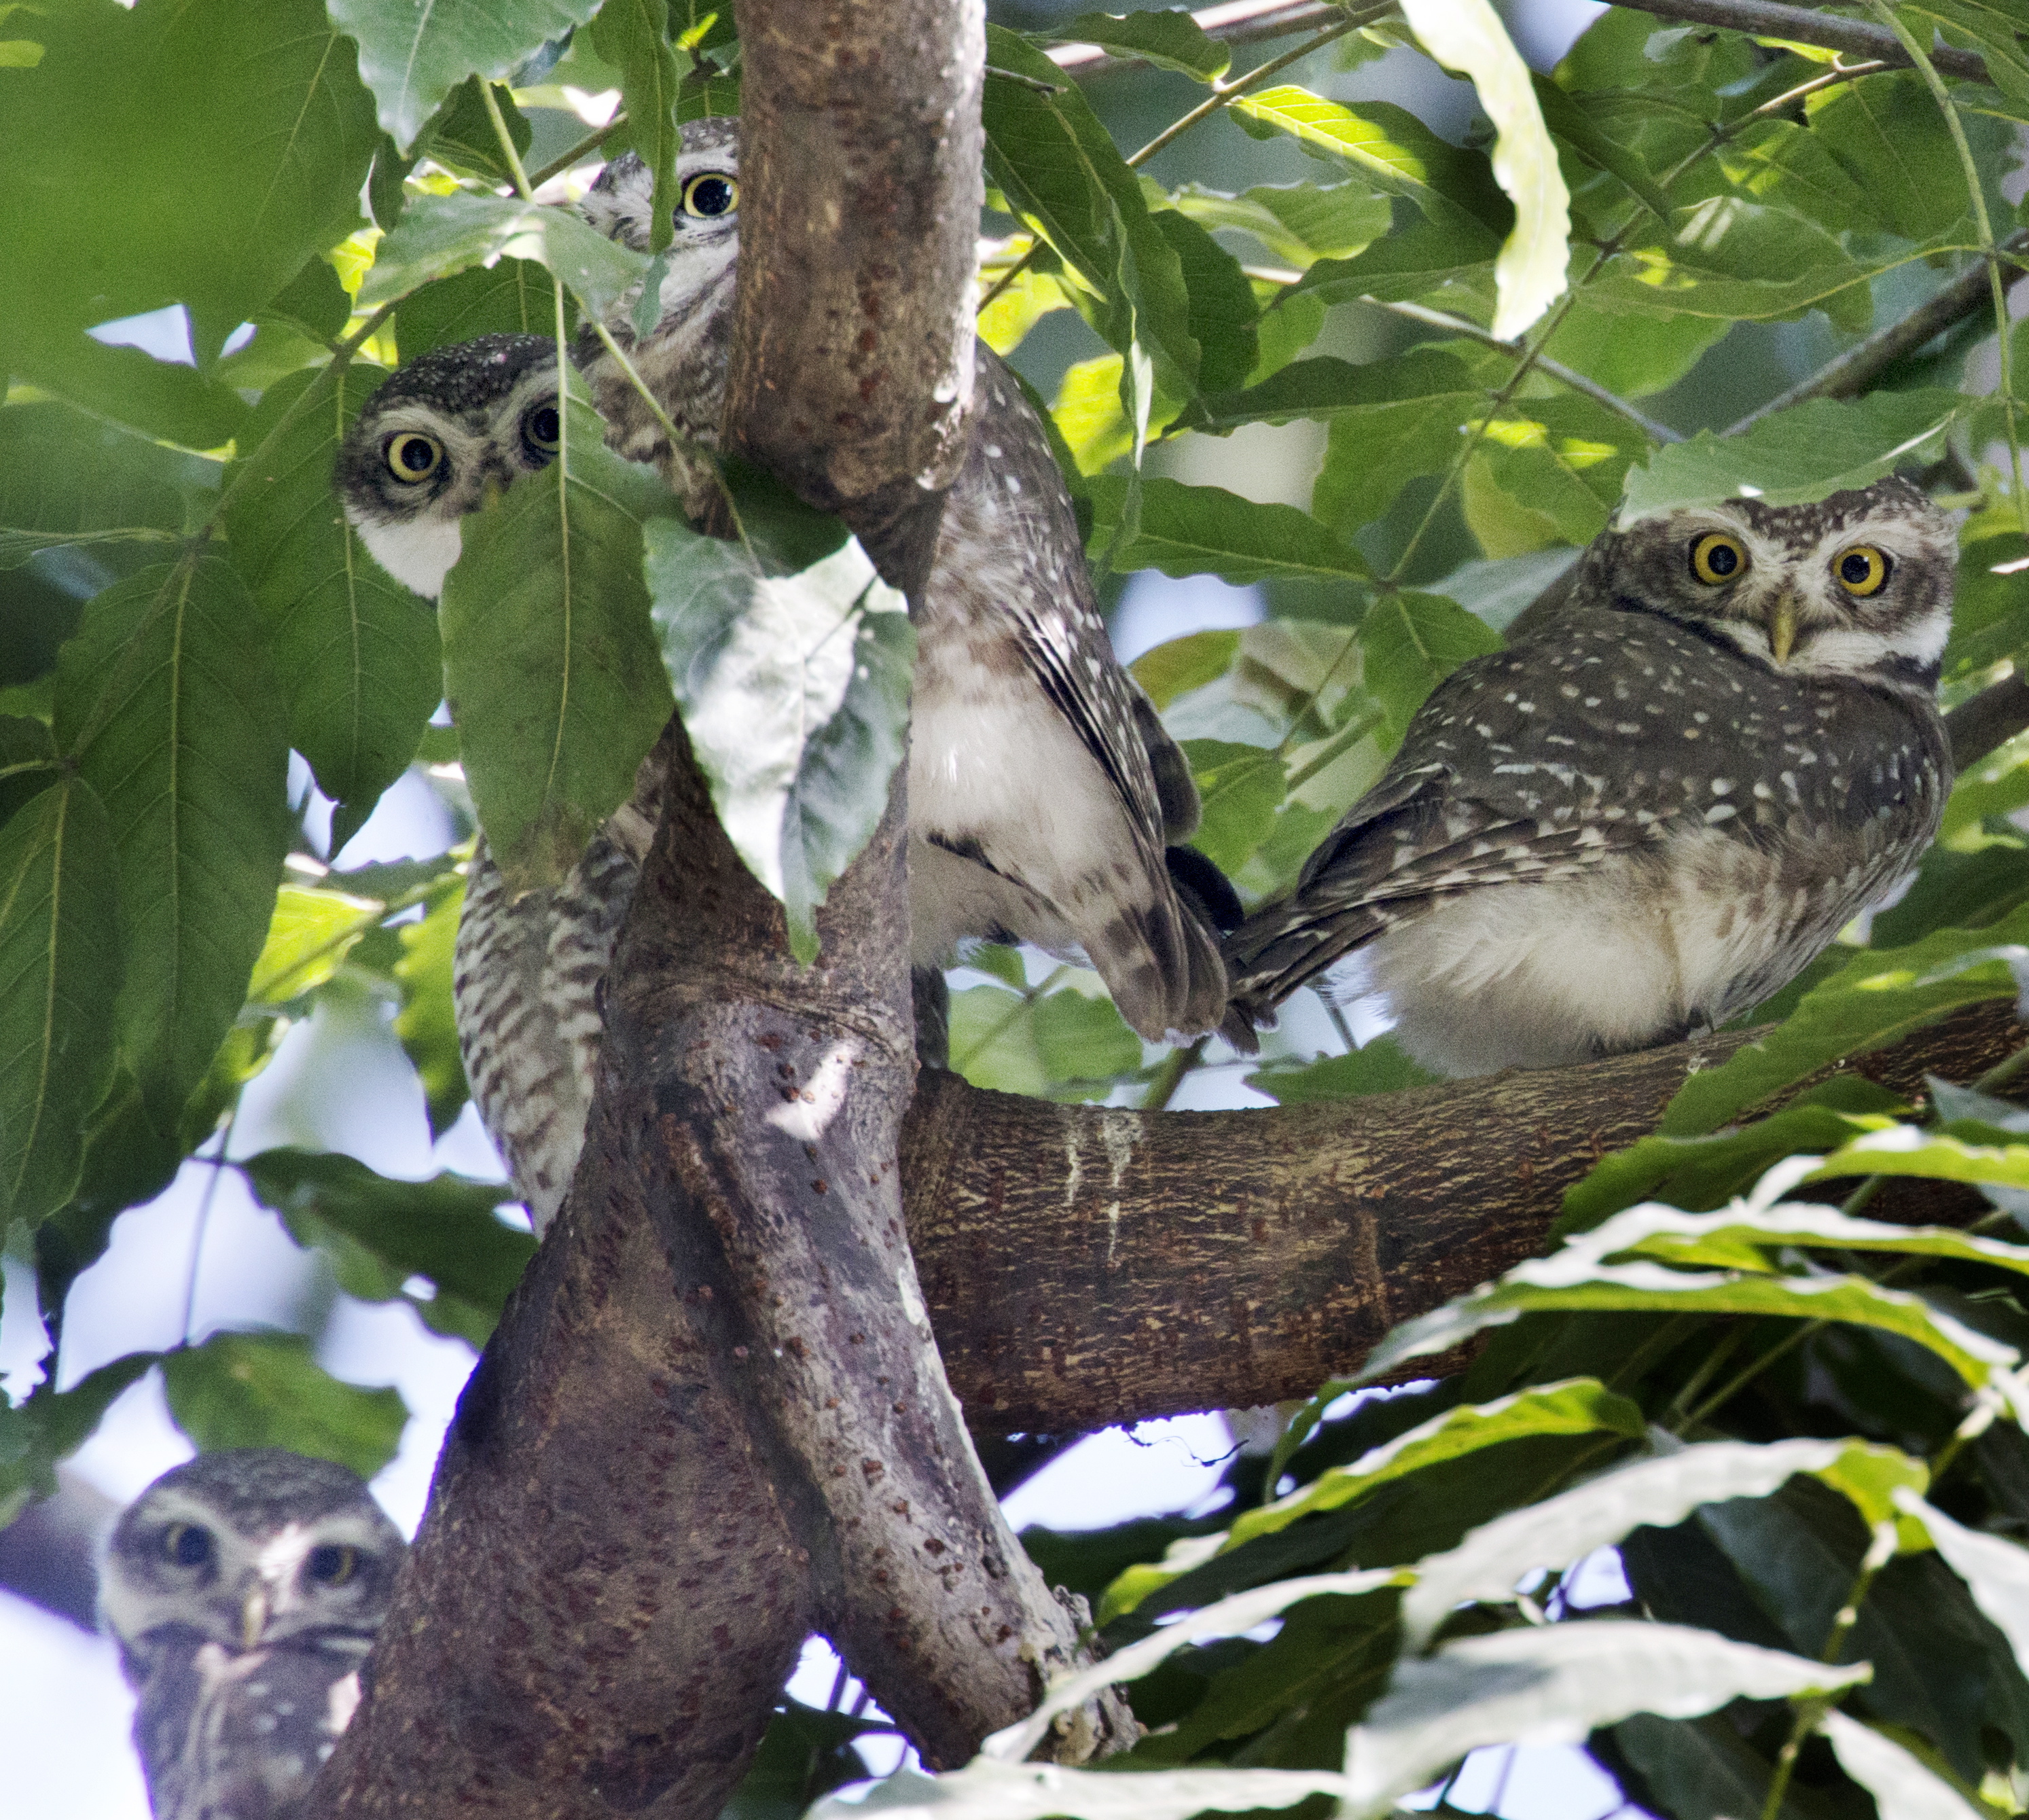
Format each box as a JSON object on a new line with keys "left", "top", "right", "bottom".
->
{"left": 1223, "top": 480, "right": 1958, "bottom": 1073}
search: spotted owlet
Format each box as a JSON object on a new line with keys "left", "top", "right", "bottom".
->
{"left": 101, "top": 1450, "right": 405, "bottom": 1820}
{"left": 334, "top": 126, "right": 1239, "bottom": 1228}
{"left": 1222, "top": 479, "right": 1957, "bottom": 1074}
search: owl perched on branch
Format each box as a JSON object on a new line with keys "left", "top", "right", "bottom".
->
{"left": 336, "top": 123, "right": 1241, "bottom": 1228}
{"left": 101, "top": 1451, "right": 404, "bottom": 1820}
{"left": 1222, "top": 480, "right": 1957, "bottom": 1074}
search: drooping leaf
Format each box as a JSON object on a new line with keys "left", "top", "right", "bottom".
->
{"left": 413, "top": 75, "right": 535, "bottom": 185}
{"left": 162, "top": 1329, "right": 408, "bottom": 1480}
{"left": 590, "top": 0, "right": 689, "bottom": 255}
{"left": 1169, "top": 181, "right": 1392, "bottom": 270}
{"left": 815, "top": 1760, "right": 1348, "bottom": 1820}
{"left": 1621, "top": 391, "right": 1963, "bottom": 520}
{"left": 0, "top": 1352, "right": 156, "bottom": 1526}
{"left": 1817, "top": 1710, "right": 1987, "bottom": 1820}
{"left": 1181, "top": 740, "right": 1287, "bottom": 878}
{"left": 1398, "top": 0, "right": 1570, "bottom": 339}
{"left": 325, "top": 0, "right": 603, "bottom": 150}
{"left": 641, "top": 484, "right": 914, "bottom": 962}
{"left": 53, "top": 557, "right": 294, "bottom": 1128}
{"left": 1359, "top": 590, "right": 1505, "bottom": 741}
{"left": 0, "top": 0, "right": 378, "bottom": 370}
{"left": 1344, "top": 1624, "right": 1867, "bottom": 1819}
{"left": 221, "top": 363, "right": 442, "bottom": 850}
{"left": 439, "top": 378, "right": 675, "bottom": 895}
{"left": 1806, "top": 73, "right": 1975, "bottom": 244}
{"left": 1085, "top": 478, "right": 1369, "bottom": 587}
{"left": 1897, "top": 1491, "right": 2029, "bottom": 1674}
{"left": 243, "top": 1148, "right": 533, "bottom": 1347}
{"left": 1401, "top": 1434, "right": 1923, "bottom": 1647}
{"left": 0, "top": 775, "right": 120, "bottom": 1229}
{"left": 246, "top": 884, "right": 384, "bottom": 1007}
{"left": 393, "top": 259, "right": 567, "bottom": 357}
{"left": 0, "top": 399, "right": 202, "bottom": 573}
{"left": 358, "top": 189, "right": 651, "bottom": 322}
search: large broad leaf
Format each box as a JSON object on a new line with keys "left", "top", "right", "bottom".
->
{"left": 0, "top": 775, "right": 120, "bottom": 1228}
{"left": 393, "top": 259, "right": 566, "bottom": 357}
{"left": 1102, "top": 1380, "right": 1645, "bottom": 1621}
{"left": 0, "top": 399, "right": 200, "bottom": 572}
{"left": 1359, "top": 590, "right": 1505, "bottom": 742}
{"left": 1621, "top": 391, "right": 1963, "bottom": 520}
{"left": 53, "top": 558, "right": 293, "bottom": 1129}
{"left": 221, "top": 363, "right": 442, "bottom": 851}
{"left": 1897, "top": 1491, "right": 2029, "bottom": 1673}
{"left": 1189, "top": 346, "right": 1490, "bottom": 438}
{"left": 0, "top": 0, "right": 378, "bottom": 370}
{"left": 1806, "top": 73, "right": 1975, "bottom": 245}
{"left": 982, "top": 25, "right": 1199, "bottom": 410}
{"left": 393, "top": 880, "right": 469, "bottom": 1138}
{"left": 1659, "top": 910, "right": 2029, "bottom": 1137}
{"left": 1085, "top": 478, "right": 1369, "bottom": 586}
{"left": 439, "top": 378, "right": 675, "bottom": 895}
{"left": 1402, "top": 1434, "right": 1923, "bottom": 1648}
{"left": 326, "top": 0, "right": 603, "bottom": 150}
{"left": 1471, "top": 395, "right": 1649, "bottom": 547}
{"left": 358, "top": 190, "right": 651, "bottom": 322}
{"left": 1398, "top": 0, "right": 1569, "bottom": 339}
{"left": 161, "top": 1330, "right": 408, "bottom": 1480}
{"left": 243, "top": 1148, "right": 533, "bottom": 1348}
{"left": 641, "top": 487, "right": 915, "bottom": 963}
{"left": 1344, "top": 1624, "right": 1868, "bottom": 1819}
{"left": 247, "top": 884, "right": 384, "bottom": 1006}
{"left": 1904, "top": 0, "right": 2029, "bottom": 107}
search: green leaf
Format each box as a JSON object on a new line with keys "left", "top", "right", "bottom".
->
{"left": 1228, "top": 90, "right": 1505, "bottom": 241}
{"left": 1530, "top": 71, "right": 1674, "bottom": 222}
{"left": 1147, "top": 209, "right": 1257, "bottom": 394}
{"left": 1804, "top": 73, "right": 1971, "bottom": 243}
{"left": 1403, "top": 1434, "right": 1923, "bottom": 1647}
{"left": 1359, "top": 590, "right": 1505, "bottom": 742}
{"left": 1817, "top": 1710, "right": 1988, "bottom": 1820}
{"left": 1244, "top": 1039, "right": 1440, "bottom": 1105}
{"left": 1130, "top": 630, "right": 1240, "bottom": 711}
{"left": 0, "top": 776, "right": 120, "bottom": 1228}
{"left": 1181, "top": 739, "right": 1287, "bottom": 878}
{"left": 1170, "top": 180, "right": 1392, "bottom": 269}
{"left": 1398, "top": 0, "right": 1569, "bottom": 339}
{"left": 326, "top": 0, "right": 603, "bottom": 150}
{"left": 591, "top": 0, "right": 689, "bottom": 255}
{"left": 1292, "top": 215, "right": 1501, "bottom": 313}
{"left": 1104, "top": 1380, "right": 1645, "bottom": 1622}
{"left": 641, "top": 489, "right": 914, "bottom": 961}
{"left": 441, "top": 379, "right": 675, "bottom": 894}
{"left": 243, "top": 1148, "right": 532, "bottom": 1347}
{"left": 1344, "top": 1624, "right": 1867, "bottom": 1819}
{"left": 393, "top": 258, "right": 566, "bottom": 357}
{"left": 1897, "top": 1492, "right": 2029, "bottom": 1681}
{"left": 982, "top": 25, "right": 1199, "bottom": 402}
{"left": 1540, "top": 301, "right": 1730, "bottom": 401}
{"left": 413, "top": 75, "right": 533, "bottom": 185}
{"left": 222, "top": 364, "right": 442, "bottom": 849}
{"left": 1086, "top": 478, "right": 1369, "bottom": 586}
{"left": 821, "top": 1760, "right": 1346, "bottom": 1820}
{"left": 0, "top": 1353, "right": 156, "bottom": 1526}
{"left": 245, "top": 883, "right": 384, "bottom": 1006}
{"left": 0, "top": 399, "right": 204, "bottom": 569}
{"left": 948, "top": 980, "right": 1142, "bottom": 1103}
{"left": 162, "top": 1330, "right": 408, "bottom": 1480}
{"left": 0, "top": 0, "right": 378, "bottom": 370}
{"left": 1621, "top": 391, "right": 1962, "bottom": 520}
{"left": 1905, "top": 0, "right": 2029, "bottom": 106}
{"left": 1472, "top": 394, "right": 1649, "bottom": 546}
{"left": 1659, "top": 912, "right": 2029, "bottom": 1137}
{"left": 54, "top": 557, "right": 294, "bottom": 1128}
{"left": 0, "top": 716, "right": 58, "bottom": 832}
{"left": 394, "top": 879, "right": 469, "bottom": 1138}
{"left": 1039, "top": 11, "right": 1230, "bottom": 81}
{"left": 358, "top": 189, "right": 651, "bottom": 321}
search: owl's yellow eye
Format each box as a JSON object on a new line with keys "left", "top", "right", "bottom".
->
{"left": 162, "top": 1522, "right": 213, "bottom": 1569}
{"left": 1689, "top": 533, "right": 1747, "bottom": 586}
{"left": 384, "top": 433, "right": 442, "bottom": 484}
{"left": 682, "top": 171, "right": 738, "bottom": 220}
{"left": 306, "top": 1543, "right": 359, "bottom": 1587}
{"left": 522, "top": 401, "right": 560, "bottom": 455}
{"left": 1835, "top": 544, "right": 1890, "bottom": 596}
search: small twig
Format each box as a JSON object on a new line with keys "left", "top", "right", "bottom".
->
{"left": 1141, "top": 1037, "right": 1209, "bottom": 1111}
{"left": 984, "top": 63, "right": 1066, "bottom": 96}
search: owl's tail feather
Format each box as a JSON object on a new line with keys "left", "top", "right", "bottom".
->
{"left": 1218, "top": 898, "right": 1397, "bottom": 1048}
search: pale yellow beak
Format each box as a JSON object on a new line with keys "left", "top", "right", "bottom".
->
{"left": 479, "top": 474, "right": 507, "bottom": 512}
{"left": 240, "top": 1588, "right": 269, "bottom": 1651}
{"left": 1767, "top": 596, "right": 1797, "bottom": 666}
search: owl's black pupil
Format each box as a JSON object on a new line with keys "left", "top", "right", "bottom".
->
{"left": 529, "top": 406, "right": 558, "bottom": 444}
{"left": 396, "top": 437, "right": 435, "bottom": 473}
{"left": 307, "top": 1544, "right": 355, "bottom": 1584}
{"left": 1842, "top": 552, "right": 1872, "bottom": 584}
{"left": 166, "top": 1525, "right": 212, "bottom": 1568}
{"left": 1705, "top": 542, "right": 1738, "bottom": 576}
{"left": 689, "top": 177, "right": 733, "bottom": 217}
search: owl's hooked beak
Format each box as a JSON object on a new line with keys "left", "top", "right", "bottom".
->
{"left": 240, "top": 1586, "right": 270, "bottom": 1650}
{"left": 1765, "top": 595, "right": 1798, "bottom": 666}
{"left": 478, "top": 474, "right": 507, "bottom": 512}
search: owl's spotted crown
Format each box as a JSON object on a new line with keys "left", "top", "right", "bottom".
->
{"left": 1595, "top": 478, "right": 1956, "bottom": 690}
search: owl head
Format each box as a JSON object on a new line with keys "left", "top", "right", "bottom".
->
{"left": 1589, "top": 477, "right": 1956, "bottom": 685}
{"left": 579, "top": 116, "right": 742, "bottom": 343}
{"left": 336, "top": 331, "right": 562, "bottom": 598}
{"left": 101, "top": 1450, "right": 405, "bottom": 1676}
